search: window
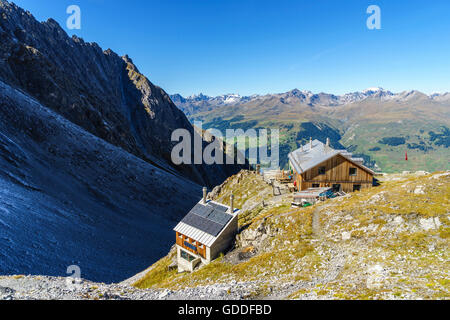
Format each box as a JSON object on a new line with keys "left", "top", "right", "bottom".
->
{"left": 180, "top": 249, "right": 196, "bottom": 262}
{"left": 312, "top": 184, "right": 320, "bottom": 188}
{"left": 349, "top": 168, "right": 357, "bottom": 176}
{"left": 184, "top": 241, "right": 197, "bottom": 252}
{"left": 332, "top": 184, "right": 341, "bottom": 192}
{"left": 353, "top": 185, "right": 362, "bottom": 192}
{"left": 318, "top": 167, "right": 326, "bottom": 175}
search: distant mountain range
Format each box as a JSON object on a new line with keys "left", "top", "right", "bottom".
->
{"left": 171, "top": 87, "right": 450, "bottom": 115}
{"left": 170, "top": 93, "right": 255, "bottom": 116}
{"left": 171, "top": 88, "right": 450, "bottom": 173}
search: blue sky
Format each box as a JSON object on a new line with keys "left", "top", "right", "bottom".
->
{"left": 11, "top": 0, "right": 450, "bottom": 96}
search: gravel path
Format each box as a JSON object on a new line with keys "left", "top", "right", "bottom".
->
{"left": 312, "top": 207, "right": 322, "bottom": 237}
{"left": 0, "top": 275, "right": 266, "bottom": 300}
{"left": 264, "top": 205, "right": 348, "bottom": 300}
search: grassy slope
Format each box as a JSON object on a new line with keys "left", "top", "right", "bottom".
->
{"left": 134, "top": 170, "right": 449, "bottom": 300}
{"left": 334, "top": 97, "right": 450, "bottom": 173}
{"left": 341, "top": 120, "right": 450, "bottom": 173}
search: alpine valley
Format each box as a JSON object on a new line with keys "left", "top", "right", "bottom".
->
{"left": 171, "top": 88, "right": 450, "bottom": 173}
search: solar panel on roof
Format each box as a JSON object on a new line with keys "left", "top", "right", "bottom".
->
{"left": 220, "top": 213, "right": 232, "bottom": 224}
{"left": 202, "top": 220, "right": 223, "bottom": 237}
{"left": 179, "top": 200, "right": 237, "bottom": 238}
{"left": 189, "top": 203, "right": 214, "bottom": 217}
{"left": 195, "top": 204, "right": 213, "bottom": 218}
{"left": 189, "top": 204, "right": 202, "bottom": 215}
{"left": 203, "top": 223, "right": 214, "bottom": 235}
{"left": 207, "top": 211, "right": 220, "bottom": 222}
{"left": 208, "top": 202, "right": 228, "bottom": 212}
{"left": 181, "top": 211, "right": 227, "bottom": 237}
{"left": 207, "top": 210, "right": 232, "bottom": 225}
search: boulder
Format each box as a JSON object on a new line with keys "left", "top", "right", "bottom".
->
{"left": 413, "top": 185, "right": 425, "bottom": 195}
{"left": 366, "top": 265, "right": 387, "bottom": 290}
{"left": 419, "top": 217, "right": 441, "bottom": 231}
{"left": 342, "top": 232, "right": 352, "bottom": 241}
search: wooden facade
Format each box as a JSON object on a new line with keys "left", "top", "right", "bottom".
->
{"left": 294, "top": 154, "right": 373, "bottom": 193}
{"left": 176, "top": 232, "right": 206, "bottom": 259}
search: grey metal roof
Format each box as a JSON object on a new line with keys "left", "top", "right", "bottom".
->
{"left": 174, "top": 222, "right": 217, "bottom": 247}
{"left": 289, "top": 140, "right": 339, "bottom": 173}
{"left": 174, "top": 200, "right": 238, "bottom": 246}
{"left": 289, "top": 139, "right": 374, "bottom": 175}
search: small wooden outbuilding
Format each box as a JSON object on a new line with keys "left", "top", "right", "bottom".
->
{"left": 173, "top": 189, "right": 239, "bottom": 272}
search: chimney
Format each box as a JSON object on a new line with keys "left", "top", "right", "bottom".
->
{"left": 310, "top": 137, "right": 313, "bottom": 149}
{"left": 326, "top": 137, "right": 330, "bottom": 147}
{"left": 202, "top": 187, "right": 207, "bottom": 204}
{"left": 230, "top": 194, "right": 234, "bottom": 214}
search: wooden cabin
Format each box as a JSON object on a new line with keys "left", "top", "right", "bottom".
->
{"left": 288, "top": 138, "right": 374, "bottom": 193}
{"left": 173, "top": 189, "right": 239, "bottom": 272}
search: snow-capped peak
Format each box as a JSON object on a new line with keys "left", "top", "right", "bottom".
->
{"left": 362, "top": 87, "right": 385, "bottom": 94}
{"left": 171, "top": 87, "right": 443, "bottom": 112}
{"left": 187, "top": 93, "right": 211, "bottom": 101}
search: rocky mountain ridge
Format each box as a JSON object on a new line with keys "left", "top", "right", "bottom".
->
{"left": 171, "top": 87, "right": 450, "bottom": 114}
{"left": 0, "top": 0, "right": 243, "bottom": 187}
{"left": 0, "top": 0, "right": 244, "bottom": 282}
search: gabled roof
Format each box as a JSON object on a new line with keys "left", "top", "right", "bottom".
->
{"left": 288, "top": 139, "right": 374, "bottom": 175}
{"left": 173, "top": 200, "right": 238, "bottom": 247}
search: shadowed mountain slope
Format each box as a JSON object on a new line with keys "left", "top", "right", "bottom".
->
{"left": 0, "top": 79, "right": 201, "bottom": 283}
{"left": 0, "top": 0, "right": 243, "bottom": 187}
{"left": 0, "top": 0, "right": 246, "bottom": 282}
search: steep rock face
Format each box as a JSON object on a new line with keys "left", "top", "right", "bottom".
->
{"left": 0, "top": 0, "right": 245, "bottom": 282}
{"left": 0, "top": 79, "right": 200, "bottom": 282}
{"left": 0, "top": 0, "right": 243, "bottom": 187}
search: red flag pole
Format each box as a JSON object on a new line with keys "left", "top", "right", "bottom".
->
{"left": 405, "top": 151, "right": 408, "bottom": 161}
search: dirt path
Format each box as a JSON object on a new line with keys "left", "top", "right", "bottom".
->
{"left": 312, "top": 207, "right": 322, "bottom": 237}
{"left": 264, "top": 204, "right": 347, "bottom": 300}
{"left": 312, "top": 203, "right": 333, "bottom": 237}
{"left": 263, "top": 245, "right": 347, "bottom": 300}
